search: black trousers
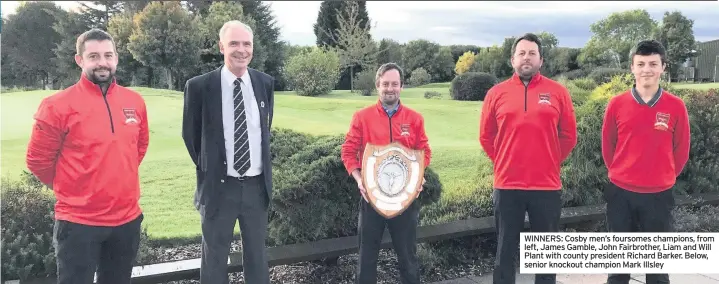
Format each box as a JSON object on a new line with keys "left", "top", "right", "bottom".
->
{"left": 604, "top": 182, "right": 674, "bottom": 284}
{"left": 200, "top": 175, "right": 270, "bottom": 284}
{"left": 493, "top": 189, "right": 562, "bottom": 284}
{"left": 356, "top": 199, "right": 420, "bottom": 284}
{"left": 54, "top": 213, "right": 143, "bottom": 284}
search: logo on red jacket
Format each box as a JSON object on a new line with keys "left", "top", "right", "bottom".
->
{"left": 538, "top": 93, "right": 551, "bottom": 105}
{"left": 400, "top": 123, "right": 410, "bottom": 136}
{"left": 123, "top": 108, "right": 138, "bottom": 124}
{"left": 654, "top": 112, "right": 670, "bottom": 131}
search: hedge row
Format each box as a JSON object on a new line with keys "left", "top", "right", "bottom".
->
{"left": 267, "top": 128, "right": 443, "bottom": 246}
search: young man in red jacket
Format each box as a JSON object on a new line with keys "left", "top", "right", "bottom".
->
{"left": 26, "top": 28, "right": 149, "bottom": 284}
{"left": 601, "top": 40, "right": 690, "bottom": 284}
{"left": 480, "top": 33, "right": 577, "bottom": 284}
{"left": 341, "top": 63, "right": 431, "bottom": 284}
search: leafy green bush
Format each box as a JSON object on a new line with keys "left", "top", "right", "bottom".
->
{"left": 267, "top": 128, "right": 443, "bottom": 246}
{"left": 557, "top": 69, "right": 587, "bottom": 80}
{"left": 284, "top": 47, "right": 340, "bottom": 97}
{"left": 558, "top": 77, "right": 596, "bottom": 107}
{"left": 673, "top": 205, "right": 719, "bottom": 232}
{"left": 566, "top": 84, "right": 591, "bottom": 107}
{"left": 450, "top": 72, "right": 498, "bottom": 101}
{"left": 668, "top": 88, "right": 719, "bottom": 195}
{"left": 560, "top": 74, "right": 634, "bottom": 207}
{"left": 423, "top": 91, "right": 442, "bottom": 99}
{"left": 587, "top": 67, "right": 629, "bottom": 85}
{"left": 1, "top": 172, "right": 156, "bottom": 281}
{"left": 352, "top": 69, "right": 376, "bottom": 96}
{"left": 571, "top": 78, "right": 597, "bottom": 91}
{"left": 1, "top": 174, "right": 56, "bottom": 281}
{"left": 408, "top": 67, "right": 431, "bottom": 87}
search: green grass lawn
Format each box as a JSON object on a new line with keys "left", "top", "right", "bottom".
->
{"left": 671, "top": 82, "right": 719, "bottom": 90}
{"left": 1, "top": 85, "right": 488, "bottom": 240}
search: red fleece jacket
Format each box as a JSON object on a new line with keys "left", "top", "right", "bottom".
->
{"left": 479, "top": 73, "right": 577, "bottom": 190}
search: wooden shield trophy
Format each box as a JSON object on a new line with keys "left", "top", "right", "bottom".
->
{"left": 361, "top": 142, "right": 426, "bottom": 219}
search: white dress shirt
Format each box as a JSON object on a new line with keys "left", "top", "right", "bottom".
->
{"left": 220, "top": 65, "right": 262, "bottom": 177}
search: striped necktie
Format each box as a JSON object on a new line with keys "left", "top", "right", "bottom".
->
{"left": 233, "top": 78, "right": 251, "bottom": 176}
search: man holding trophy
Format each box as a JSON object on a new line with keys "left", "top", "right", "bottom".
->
{"left": 341, "top": 63, "right": 432, "bottom": 284}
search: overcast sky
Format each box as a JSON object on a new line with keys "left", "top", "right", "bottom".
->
{"left": 2, "top": 1, "right": 718, "bottom": 48}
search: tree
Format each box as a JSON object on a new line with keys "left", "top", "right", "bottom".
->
{"left": 581, "top": 9, "right": 658, "bottom": 68}
{"left": 51, "top": 10, "right": 92, "bottom": 88}
{"left": 656, "top": 11, "right": 696, "bottom": 81}
{"left": 455, "top": 51, "right": 476, "bottom": 75}
{"left": 127, "top": 2, "right": 202, "bottom": 90}
{"left": 449, "top": 45, "right": 481, "bottom": 63}
{"left": 108, "top": 11, "right": 146, "bottom": 86}
{"left": 185, "top": 0, "right": 213, "bottom": 16}
{"left": 241, "top": 0, "right": 287, "bottom": 91}
{"left": 327, "top": 1, "right": 378, "bottom": 91}
{"left": 313, "top": 1, "right": 368, "bottom": 49}
{"left": 546, "top": 47, "right": 582, "bottom": 76}
{"left": 499, "top": 37, "right": 518, "bottom": 78}
{"left": 284, "top": 48, "right": 341, "bottom": 97}
{"left": 535, "top": 31, "right": 559, "bottom": 76}
{"left": 429, "top": 46, "right": 455, "bottom": 82}
{"left": 2, "top": 1, "right": 64, "bottom": 89}
{"left": 402, "top": 39, "right": 441, "bottom": 75}
{"left": 470, "top": 45, "right": 505, "bottom": 78}
{"left": 123, "top": 0, "right": 151, "bottom": 13}
{"left": 77, "top": 1, "right": 123, "bottom": 30}
{"left": 377, "top": 38, "right": 403, "bottom": 66}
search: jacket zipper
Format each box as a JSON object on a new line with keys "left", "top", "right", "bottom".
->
{"left": 524, "top": 84, "right": 528, "bottom": 113}
{"left": 388, "top": 115, "right": 394, "bottom": 142}
{"left": 100, "top": 86, "right": 115, "bottom": 134}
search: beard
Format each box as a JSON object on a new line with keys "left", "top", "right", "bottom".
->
{"left": 381, "top": 92, "right": 399, "bottom": 105}
{"left": 86, "top": 67, "right": 115, "bottom": 84}
{"left": 515, "top": 63, "right": 540, "bottom": 79}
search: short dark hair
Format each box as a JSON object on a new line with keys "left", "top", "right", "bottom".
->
{"left": 375, "top": 63, "right": 404, "bottom": 86}
{"left": 76, "top": 28, "right": 116, "bottom": 56}
{"left": 511, "top": 33, "right": 543, "bottom": 59}
{"left": 629, "top": 40, "right": 666, "bottom": 65}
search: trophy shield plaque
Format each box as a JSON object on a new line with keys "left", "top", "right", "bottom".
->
{"left": 361, "top": 142, "right": 426, "bottom": 219}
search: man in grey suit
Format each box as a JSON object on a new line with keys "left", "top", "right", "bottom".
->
{"left": 182, "top": 20, "right": 274, "bottom": 284}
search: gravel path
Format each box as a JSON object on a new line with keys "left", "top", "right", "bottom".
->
{"left": 147, "top": 240, "right": 495, "bottom": 284}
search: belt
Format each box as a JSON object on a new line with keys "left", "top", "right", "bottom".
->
{"left": 226, "top": 173, "right": 262, "bottom": 182}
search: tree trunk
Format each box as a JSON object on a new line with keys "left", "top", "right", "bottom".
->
{"left": 349, "top": 65, "right": 354, "bottom": 92}
{"left": 165, "top": 68, "right": 173, "bottom": 90}
{"left": 148, "top": 67, "right": 154, "bottom": 88}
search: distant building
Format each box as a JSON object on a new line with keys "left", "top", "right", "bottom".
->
{"left": 679, "top": 39, "right": 719, "bottom": 82}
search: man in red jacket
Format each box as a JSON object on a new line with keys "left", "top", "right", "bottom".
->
{"left": 341, "top": 63, "right": 431, "bottom": 284}
{"left": 601, "top": 40, "right": 690, "bottom": 284}
{"left": 479, "top": 33, "right": 577, "bottom": 284}
{"left": 26, "top": 28, "right": 149, "bottom": 284}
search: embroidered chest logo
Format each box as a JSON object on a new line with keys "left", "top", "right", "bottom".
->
{"left": 123, "top": 108, "right": 138, "bottom": 124}
{"left": 538, "top": 93, "right": 551, "bottom": 105}
{"left": 400, "top": 124, "right": 410, "bottom": 136}
{"left": 654, "top": 112, "right": 670, "bottom": 131}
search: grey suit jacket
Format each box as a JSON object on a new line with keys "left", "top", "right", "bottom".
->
{"left": 182, "top": 66, "right": 275, "bottom": 214}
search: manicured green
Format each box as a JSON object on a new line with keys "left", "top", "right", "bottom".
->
{"left": 671, "top": 82, "right": 719, "bottom": 90}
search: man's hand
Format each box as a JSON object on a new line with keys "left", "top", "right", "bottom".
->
{"left": 351, "top": 169, "right": 368, "bottom": 202}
